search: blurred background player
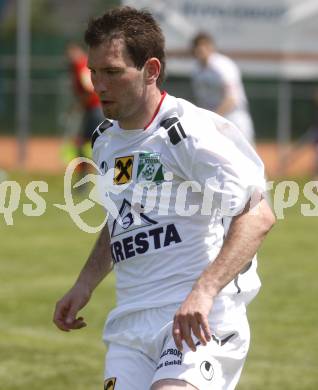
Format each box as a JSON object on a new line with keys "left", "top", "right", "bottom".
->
{"left": 65, "top": 43, "right": 104, "bottom": 167}
{"left": 284, "top": 87, "right": 318, "bottom": 177}
{"left": 191, "top": 32, "right": 254, "bottom": 144}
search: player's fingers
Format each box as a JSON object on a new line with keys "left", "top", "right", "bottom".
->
{"left": 65, "top": 304, "right": 80, "bottom": 325}
{"left": 180, "top": 318, "right": 196, "bottom": 352}
{"left": 172, "top": 318, "right": 183, "bottom": 352}
{"left": 190, "top": 317, "right": 207, "bottom": 346}
{"left": 54, "top": 317, "right": 71, "bottom": 332}
{"left": 198, "top": 314, "right": 211, "bottom": 343}
{"left": 53, "top": 301, "right": 70, "bottom": 331}
{"left": 67, "top": 316, "right": 87, "bottom": 330}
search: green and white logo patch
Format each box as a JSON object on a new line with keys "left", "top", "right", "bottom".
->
{"left": 137, "top": 152, "right": 164, "bottom": 183}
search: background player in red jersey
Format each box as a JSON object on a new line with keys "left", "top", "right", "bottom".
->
{"left": 65, "top": 43, "right": 104, "bottom": 166}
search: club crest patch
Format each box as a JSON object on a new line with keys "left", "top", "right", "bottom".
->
{"left": 104, "top": 377, "right": 116, "bottom": 389}
{"left": 114, "top": 156, "right": 134, "bottom": 185}
{"left": 137, "top": 152, "right": 164, "bottom": 183}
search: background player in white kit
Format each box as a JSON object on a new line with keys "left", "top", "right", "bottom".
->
{"left": 53, "top": 7, "right": 275, "bottom": 390}
{"left": 191, "top": 32, "right": 255, "bottom": 144}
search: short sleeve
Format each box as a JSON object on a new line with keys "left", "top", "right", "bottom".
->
{"left": 166, "top": 113, "right": 265, "bottom": 217}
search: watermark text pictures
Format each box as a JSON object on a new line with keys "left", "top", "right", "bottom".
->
{"left": 1, "top": 158, "right": 318, "bottom": 232}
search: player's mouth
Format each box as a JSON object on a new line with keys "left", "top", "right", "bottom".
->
{"left": 101, "top": 100, "right": 114, "bottom": 106}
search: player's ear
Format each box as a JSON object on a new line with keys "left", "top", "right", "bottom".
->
{"left": 144, "top": 58, "right": 161, "bottom": 85}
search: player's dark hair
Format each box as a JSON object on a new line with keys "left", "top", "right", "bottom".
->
{"left": 84, "top": 6, "right": 166, "bottom": 86}
{"left": 192, "top": 32, "right": 215, "bottom": 49}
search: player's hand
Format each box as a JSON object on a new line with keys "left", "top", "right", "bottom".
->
{"left": 53, "top": 283, "right": 92, "bottom": 332}
{"left": 173, "top": 289, "right": 213, "bottom": 352}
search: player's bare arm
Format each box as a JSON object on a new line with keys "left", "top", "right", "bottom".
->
{"left": 53, "top": 224, "right": 112, "bottom": 332}
{"left": 173, "top": 196, "right": 275, "bottom": 352}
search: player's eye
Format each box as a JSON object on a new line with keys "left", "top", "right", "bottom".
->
{"left": 105, "top": 68, "right": 122, "bottom": 75}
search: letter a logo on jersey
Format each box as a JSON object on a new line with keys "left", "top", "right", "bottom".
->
{"left": 114, "top": 156, "right": 134, "bottom": 185}
{"left": 111, "top": 198, "right": 157, "bottom": 238}
{"left": 104, "top": 377, "right": 116, "bottom": 389}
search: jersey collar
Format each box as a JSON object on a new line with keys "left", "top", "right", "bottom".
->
{"left": 144, "top": 91, "right": 167, "bottom": 130}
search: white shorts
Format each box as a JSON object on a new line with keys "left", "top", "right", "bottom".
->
{"left": 103, "top": 296, "right": 252, "bottom": 390}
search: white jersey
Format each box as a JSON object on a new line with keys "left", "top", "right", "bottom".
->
{"left": 92, "top": 93, "right": 265, "bottom": 325}
{"left": 192, "top": 53, "right": 254, "bottom": 142}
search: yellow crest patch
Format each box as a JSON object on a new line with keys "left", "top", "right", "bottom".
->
{"left": 104, "top": 377, "right": 117, "bottom": 389}
{"left": 114, "top": 156, "right": 134, "bottom": 185}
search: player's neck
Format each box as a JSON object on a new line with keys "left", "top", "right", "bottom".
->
{"left": 119, "top": 88, "right": 163, "bottom": 130}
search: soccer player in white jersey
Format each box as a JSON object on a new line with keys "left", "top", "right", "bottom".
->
{"left": 53, "top": 7, "right": 275, "bottom": 390}
{"left": 191, "top": 33, "right": 255, "bottom": 144}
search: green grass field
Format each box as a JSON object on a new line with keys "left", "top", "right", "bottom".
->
{"left": 0, "top": 172, "right": 317, "bottom": 389}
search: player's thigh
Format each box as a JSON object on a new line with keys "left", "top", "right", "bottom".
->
{"left": 151, "top": 378, "right": 198, "bottom": 389}
{"left": 104, "top": 342, "right": 155, "bottom": 390}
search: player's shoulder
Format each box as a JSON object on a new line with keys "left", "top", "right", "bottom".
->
{"left": 213, "top": 52, "right": 236, "bottom": 65}
{"left": 213, "top": 53, "right": 240, "bottom": 73}
{"left": 159, "top": 96, "right": 221, "bottom": 146}
{"left": 91, "top": 118, "right": 113, "bottom": 149}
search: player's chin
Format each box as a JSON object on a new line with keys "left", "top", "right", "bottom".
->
{"left": 102, "top": 104, "right": 118, "bottom": 119}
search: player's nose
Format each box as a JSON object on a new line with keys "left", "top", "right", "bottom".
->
{"left": 92, "top": 74, "right": 108, "bottom": 95}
